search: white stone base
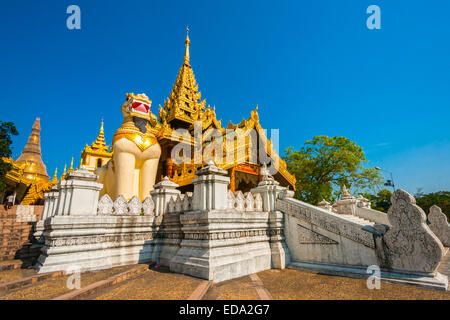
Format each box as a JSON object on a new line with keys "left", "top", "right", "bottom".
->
{"left": 170, "top": 209, "right": 273, "bottom": 282}
{"left": 36, "top": 242, "right": 154, "bottom": 274}
{"left": 170, "top": 240, "right": 271, "bottom": 282}
{"left": 35, "top": 215, "right": 158, "bottom": 274}
{"left": 289, "top": 261, "right": 448, "bottom": 291}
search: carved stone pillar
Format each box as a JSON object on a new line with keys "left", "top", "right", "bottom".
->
{"left": 251, "top": 166, "right": 291, "bottom": 269}
{"left": 150, "top": 176, "right": 180, "bottom": 216}
{"left": 192, "top": 161, "right": 230, "bottom": 211}
{"left": 54, "top": 166, "right": 103, "bottom": 216}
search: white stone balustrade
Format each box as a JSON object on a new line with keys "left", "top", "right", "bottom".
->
{"left": 97, "top": 194, "right": 156, "bottom": 216}
{"left": 226, "top": 190, "right": 263, "bottom": 212}
{"left": 97, "top": 194, "right": 113, "bottom": 214}
{"left": 113, "top": 196, "right": 128, "bottom": 215}
{"left": 142, "top": 197, "right": 155, "bottom": 216}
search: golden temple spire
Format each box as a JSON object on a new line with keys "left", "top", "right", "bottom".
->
{"left": 90, "top": 120, "right": 109, "bottom": 152}
{"left": 161, "top": 28, "right": 207, "bottom": 126}
{"left": 184, "top": 25, "right": 190, "bottom": 65}
{"left": 68, "top": 157, "right": 74, "bottom": 174}
{"left": 16, "top": 118, "right": 49, "bottom": 181}
{"left": 51, "top": 167, "right": 58, "bottom": 184}
{"left": 59, "top": 164, "right": 67, "bottom": 182}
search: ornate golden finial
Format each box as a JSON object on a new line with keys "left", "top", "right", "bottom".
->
{"left": 184, "top": 25, "right": 190, "bottom": 64}
{"left": 69, "top": 157, "right": 74, "bottom": 170}
{"left": 59, "top": 164, "right": 67, "bottom": 182}
{"left": 90, "top": 119, "right": 109, "bottom": 152}
{"left": 162, "top": 26, "right": 207, "bottom": 125}
{"left": 51, "top": 167, "right": 58, "bottom": 184}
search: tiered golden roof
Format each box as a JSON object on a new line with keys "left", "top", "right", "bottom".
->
{"left": 84, "top": 121, "right": 111, "bottom": 155}
{"left": 80, "top": 120, "right": 113, "bottom": 172}
{"left": 153, "top": 30, "right": 296, "bottom": 190}
{"left": 91, "top": 121, "right": 109, "bottom": 152}
{"left": 159, "top": 26, "right": 207, "bottom": 126}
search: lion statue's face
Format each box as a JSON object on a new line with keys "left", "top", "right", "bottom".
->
{"left": 121, "top": 93, "right": 152, "bottom": 122}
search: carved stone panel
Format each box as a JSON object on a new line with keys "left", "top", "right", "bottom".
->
{"left": 128, "top": 196, "right": 142, "bottom": 215}
{"left": 142, "top": 197, "right": 155, "bottom": 216}
{"left": 381, "top": 190, "right": 445, "bottom": 273}
{"left": 113, "top": 196, "right": 128, "bottom": 215}
{"left": 297, "top": 224, "right": 338, "bottom": 245}
{"left": 98, "top": 194, "right": 113, "bottom": 215}
{"left": 428, "top": 205, "right": 450, "bottom": 247}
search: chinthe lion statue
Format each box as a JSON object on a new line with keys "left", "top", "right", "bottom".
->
{"left": 96, "top": 93, "right": 161, "bottom": 201}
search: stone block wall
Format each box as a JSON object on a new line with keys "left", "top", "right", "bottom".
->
{"left": 0, "top": 205, "right": 43, "bottom": 263}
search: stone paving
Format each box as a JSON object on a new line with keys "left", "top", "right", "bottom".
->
{"left": 203, "top": 275, "right": 260, "bottom": 300}
{"left": 0, "top": 268, "right": 36, "bottom": 283}
{"left": 0, "top": 265, "right": 134, "bottom": 300}
{"left": 0, "top": 259, "right": 449, "bottom": 300}
{"left": 93, "top": 266, "right": 203, "bottom": 300}
{"left": 257, "top": 269, "right": 449, "bottom": 300}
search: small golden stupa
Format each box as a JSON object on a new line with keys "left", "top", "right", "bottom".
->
{"left": 2, "top": 118, "right": 55, "bottom": 205}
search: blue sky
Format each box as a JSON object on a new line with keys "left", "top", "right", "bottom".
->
{"left": 1, "top": 0, "right": 449, "bottom": 194}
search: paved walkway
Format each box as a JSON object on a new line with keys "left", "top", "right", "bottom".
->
{"left": 0, "top": 263, "right": 448, "bottom": 300}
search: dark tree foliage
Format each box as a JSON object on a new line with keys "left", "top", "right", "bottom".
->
{"left": 363, "top": 189, "right": 449, "bottom": 220}
{"left": 283, "top": 136, "right": 383, "bottom": 205}
{"left": 362, "top": 189, "right": 392, "bottom": 212}
{"left": 0, "top": 121, "right": 19, "bottom": 192}
{"left": 415, "top": 191, "right": 450, "bottom": 220}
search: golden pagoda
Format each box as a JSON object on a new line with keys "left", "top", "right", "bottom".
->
{"left": 76, "top": 28, "right": 296, "bottom": 194}
{"left": 80, "top": 120, "right": 113, "bottom": 172}
{"left": 155, "top": 28, "right": 296, "bottom": 192}
{"left": 2, "top": 118, "right": 55, "bottom": 204}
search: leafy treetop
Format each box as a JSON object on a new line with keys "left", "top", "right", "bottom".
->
{"left": 283, "top": 136, "right": 383, "bottom": 205}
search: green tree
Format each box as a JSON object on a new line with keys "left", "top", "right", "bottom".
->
{"left": 0, "top": 121, "right": 19, "bottom": 192}
{"left": 362, "top": 189, "right": 392, "bottom": 212}
{"left": 415, "top": 191, "right": 450, "bottom": 220}
{"left": 283, "top": 136, "right": 383, "bottom": 205}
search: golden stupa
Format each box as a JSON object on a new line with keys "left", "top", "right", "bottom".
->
{"left": 16, "top": 118, "right": 49, "bottom": 181}
{"left": 2, "top": 118, "right": 55, "bottom": 205}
